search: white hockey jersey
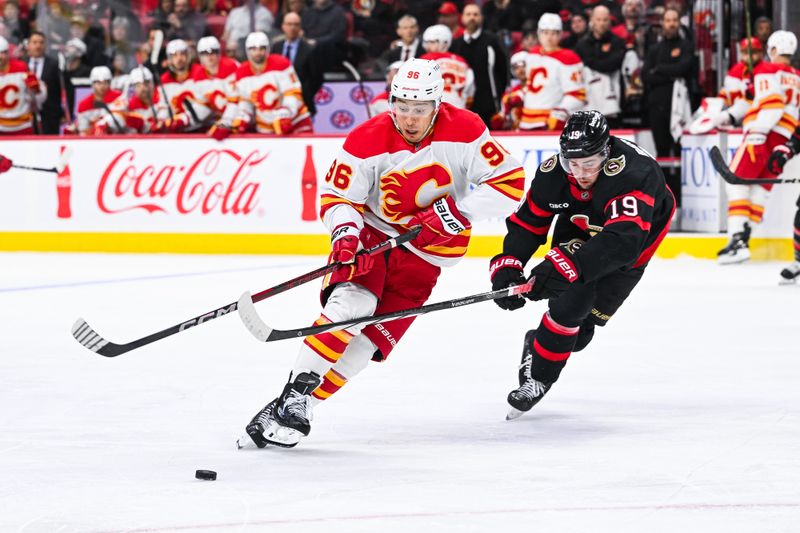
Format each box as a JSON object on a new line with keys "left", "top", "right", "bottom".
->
{"left": 222, "top": 55, "right": 311, "bottom": 134}
{"left": 159, "top": 68, "right": 205, "bottom": 132}
{"left": 742, "top": 61, "right": 800, "bottom": 138}
{"left": 520, "top": 46, "right": 586, "bottom": 130}
{"left": 420, "top": 51, "right": 475, "bottom": 109}
{"left": 75, "top": 89, "right": 126, "bottom": 135}
{"left": 0, "top": 59, "right": 47, "bottom": 133}
{"left": 319, "top": 103, "right": 526, "bottom": 267}
{"left": 192, "top": 56, "right": 238, "bottom": 126}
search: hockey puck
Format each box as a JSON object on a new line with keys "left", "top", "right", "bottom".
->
{"left": 195, "top": 469, "right": 217, "bottom": 481}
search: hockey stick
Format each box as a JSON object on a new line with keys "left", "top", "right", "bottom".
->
{"left": 150, "top": 29, "right": 175, "bottom": 122}
{"left": 237, "top": 280, "right": 535, "bottom": 343}
{"left": 70, "top": 227, "right": 421, "bottom": 357}
{"left": 12, "top": 146, "right": 72, "bottom": 174}
{"left": 342, "top": 60, "right": 372, "bottom": 119}
{"left": 709, "top": 146, "right": 798, "bottom": 184}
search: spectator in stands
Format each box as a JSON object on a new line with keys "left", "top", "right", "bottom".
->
{"left": 482, "top": 0, "right": 525, "bottom": 33}
{"left": 618, "top": 0, "right": 646, "bottom": 52}
{"left": 25, "top": 31, "right": 62, "bottom": 134}
{"left": 754, "top": 16, "right": 772, "bottom": 49}
{"left": 153, "top": 0, "right": 176, "bottom": 32}
{"left": 3, "top": 0, "right": 29, "bottom": 45}
{"left": 271, "top": 12, "right": 321, "bottom": 117}
{"left": 381, "top": 15, "right": 423, "bottom": 67}
{"left": 69, "top": 15, "right": 107, "bottom": 67}
{"left": 575, "top": 5, "right": 626, "bottom": 126}
{"left": 63, "top": 38, "right": 90, "bottom": 118}
{"left": 450, "top": 4, "right": 508, "bottom": 128}
{"left": 351, "top": 0, "right": 396, "bottom": 57}
{"left": 167, "top": 0, "right": 211, "bottom": 43}
{"left": 106, "top": 17, "right": 138, "bottom": 74}
{"left": 560, "top": 12, "right": 588, "bottom": 49}
{"left": 301, "top": 0, "right": 347, "bottom": 73}
{"left": 518, "top": 29, "right": 536, "bottom": 53}
{"left": 564, "top": 0, "right": 622, "bottom": 23}
{"left": 223, "top": 0, "right": 275, "bottom": 60}
{"left": 36, "top": 0, "right": 71, "bottom": 48}
{"left": 642, "top": 7, "right": 693, "bottom": 210}
{"left": 437, "top": 2, "right": 463, "bottom": 40}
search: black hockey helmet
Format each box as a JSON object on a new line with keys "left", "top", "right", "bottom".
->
{"left": 559, "top": 110, "right": 610, "bottom": 168}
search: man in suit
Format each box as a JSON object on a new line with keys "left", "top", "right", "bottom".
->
{"left": 380, "top": 15, "right": 424, "bottom": 66}
{"left": 450, "top": 4, "right": 509, "bottom": 127}
{"left": 270, "top": 12, "right": 322, "bottom": 117}
{"left": 26, "top": 31, "right": 64, "bottom": 134}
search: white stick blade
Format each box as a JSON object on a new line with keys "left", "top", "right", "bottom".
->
{"left": 71, "top": 318, "right": 109, "bottom": 352}
{"left": 56, "top": 146, "right": 73, "bottom": 174}
{"left": 237, "top": 292, "right": 273, "bottom": 342}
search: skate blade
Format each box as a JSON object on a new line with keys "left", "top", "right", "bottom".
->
{"left": 236, "top": 432, "right": 259, "bottom": 450}
{"left": 717, "top": 253, "right": 750, "bottom": 265}
{"left": 779, "top": 278, "right": 798, "bottom": 285}
{"left": 506, "top": 407, "right": 525, "bottom": 421}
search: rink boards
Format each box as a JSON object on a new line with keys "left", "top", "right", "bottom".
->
{"left": 0, "top": 131, "right": 797, "bottom": 260}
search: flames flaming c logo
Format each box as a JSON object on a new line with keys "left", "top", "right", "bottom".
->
{"left": 380, "top": 163, "right": 453, "bottom": 223}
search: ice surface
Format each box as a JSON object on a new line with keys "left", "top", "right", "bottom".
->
{"left": 1, "top": 252, "right": 799, "bottom": 532}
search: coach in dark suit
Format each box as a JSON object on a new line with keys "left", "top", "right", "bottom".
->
{"left": 271, "top": 12, "right": 322, "bottom": 116}
{"left": 26, "top": 31, "right": 64, "bottom": 134}
{"left": 450, "top": 5, "right": 509, "bottom": 128}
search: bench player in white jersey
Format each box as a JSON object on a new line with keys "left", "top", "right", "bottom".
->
{"left": 239, "top": 58, "right": 526, "bottom": 449}
{"left": 104, "top": 67, "right": 169, "bottom": 134}
{"left": 157, "top": 39, "right": 204, "bottom": 133}
{"left": 189, "top": 36, "right": 238, "bottom": 137}
{"left": 216, "top": 31, "right": 311, "bottom": 137}
{"left": 718, "top": 30, "right": 800, "bottom": 264}
{"left": 419, "top": 24, "right": 474, "bottom": 109}
{"left": 0, "top": 36, "right": 46, "bottom": 135}
{"left": 712, "top": 38, "right": 764, "bottom": 130}
{"left": 520, "top": 13, "right": 586, "bottom": 131}
{"left": 492, "top": 51, "right": 528, "bottom": 130}
{"left": 72, "top": 66, "right": 125, "bottom": 135}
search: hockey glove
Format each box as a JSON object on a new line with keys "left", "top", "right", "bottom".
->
{"left": 0, "top": 155, "right": 13, "bottom": 173}
{"left": 272, "top": 108, "right": 294, "bottom": 135}
{"left": 546, "top": 108, "right": 568, "bottom": 131}
{"left": 329, "top": 223, "right": 373, "bottom": 279}
{"left": 489, "top": 254, "right": 527, "bottom": 311}
{"left": 409, "top": 196, "right": 471, "bottom": 249}
{"left": 767, "top": 144, "right": 794, "bottom": 175}
{"left": 526, "top": 246, "right": 581, "bottom": 301}
{"left": 24, "top": 72, "right": 41, "bottom": 93}
{"left": 209, "top": 123, "right": 232, "bottom": 141}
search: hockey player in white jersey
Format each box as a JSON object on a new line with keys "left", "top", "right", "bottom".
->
{"left": 239, "top": 58, "right": 526, "bottom": 449}
{"left": 0, "top": 36, "right": 46, "bottom": 135}
{"left": 718, "top": 30, "right": 800, "bottom": 264}
{"left": 157, "top": 39, "right": 203, "bottom": 133}
{"left": 191, "top": 36, "right": 238, "bottom": 137}
{"left": 419, "top": 24, "right": 474, "bottom": 109}
{"left": 215, "top": 31, "right": 311, "bottom": 138}
{"left": 520, "top": 13, "right": 586, "bottom": 131}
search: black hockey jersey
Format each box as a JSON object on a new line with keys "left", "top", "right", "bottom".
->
{"left": 502, "top": 136, "right": 675, "bottom": 282}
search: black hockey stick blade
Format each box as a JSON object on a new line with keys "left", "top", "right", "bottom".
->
{"left": 238, "top": 280, "right": 535, "bottom": 343}
{"left": 709, "top": 146, "right": 797, "bottom": 185}
{"left": 71, "top": 227, "right": 421, "bottom": 357}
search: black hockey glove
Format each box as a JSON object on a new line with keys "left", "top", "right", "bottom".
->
{"left": 489, "top": 254, "right": 527, "bottom": 310}
{"left": 526, "top": 246, "right": 581, "bottom": 301}
{"left": 767, "top": 144, "right": 794, "bottom": 175}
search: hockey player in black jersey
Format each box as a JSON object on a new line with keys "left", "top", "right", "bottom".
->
{"left": 766, "top": 125, "right": 800, "bottom": 284}
{"left": 489, "top": 110, "right": 676, "bottom": 419}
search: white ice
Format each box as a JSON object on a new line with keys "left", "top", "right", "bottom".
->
{"left": 1, "top": 252, "right": 799, "bottom": 533}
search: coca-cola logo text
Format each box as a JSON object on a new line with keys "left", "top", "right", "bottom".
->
{"left": 98, "top": 149, "right": 268, "bottom": 215}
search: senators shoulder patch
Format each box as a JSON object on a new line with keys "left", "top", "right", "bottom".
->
{"left": 604, "top": 155, "right": 626, "bottom": 176}
{"left": 539, "top": 155, "right": 558, "bottom": 173}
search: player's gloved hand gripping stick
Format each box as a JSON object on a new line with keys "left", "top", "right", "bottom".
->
{"left": 71, "top": 228, "right": 420, "bottom": 357}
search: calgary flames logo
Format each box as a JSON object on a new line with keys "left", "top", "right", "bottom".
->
{"left": 380, "top": 163, "right": 453, "bottom": 223}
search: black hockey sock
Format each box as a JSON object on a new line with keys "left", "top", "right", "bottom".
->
{"left": 529, "top": 312, "right": 580, "bottom": 384}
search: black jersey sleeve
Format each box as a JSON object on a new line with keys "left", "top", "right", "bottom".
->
{"left": 501, "top": 167, "right": 559, "bottom": 264}
{"left": 575, "top": 151, "right": 666, "bottom": 281}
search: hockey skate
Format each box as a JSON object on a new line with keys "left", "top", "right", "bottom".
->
{"left": 237, "top": 371, "right": 321, "bottom": 449}
{"left": 779, "top": 261, "right": 800, "bottom": 285}
{"left": 507, "top": 329, "right": 552, "bottom": 420}
{"left": 717, "top": 223, "right": 751, "bottom": 265}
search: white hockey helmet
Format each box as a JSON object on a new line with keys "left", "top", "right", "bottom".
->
{"left": 197, "top": 36, "right": 221, "bottom": 54}
{"left": 538, "top": 12, "right": 563, "bottom": 32}
{"left": 166, "top": 39, "right": 188, "bottom": 56}
{"left": 90, "top": 65, "right": 112, "bottom": 82}
{"left": 129, "top": 66, "right": 153, "bottom": 85}
{"left": 245, "top": 31, "right": 269, "bottom": 49}
{"left": 390, "top": 58, "right": 444, "bottom": 106}
{"left": 510, "top": 51, "right": 528, "bottom": 66}
{"left": 766, "top": 30, "right": 797, "bottom": 57}
{"left": 0, "top": 36, "right": 8, "bottom": 53}
{"left": 422, "top": 24, "right": 452, "bottom": 51}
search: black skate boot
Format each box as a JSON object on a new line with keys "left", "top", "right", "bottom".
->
{"left": 717, "top": 222, "right": 752, "bottom": 265}
{"left": 506, "top": 378, "right": 552, "bottom": 420}
{"left": 237, "top": 371, "right": 322, "bottom": 449}
{"left": 518, "top": 329, "right": 537, "bottom": 386}
{"left": 779, "top": 261, "right": 800, "bottom": 284}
